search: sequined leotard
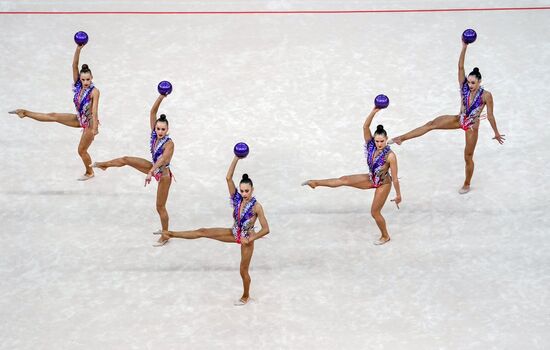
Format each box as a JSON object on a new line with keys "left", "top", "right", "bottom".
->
{"left": 364, "top": 138, "right": 392, "bottom": 187}
{"left": 73, "top": 80, "right": 95, "bottom": 129}
{"left": 150, "top": 130, "right": 172, "bottom": 181}
{"left": 459, "top": 80, "right": 485, "bottom": 131}
{"left": 230, "top": 191, "right": 257, "bottom": 244}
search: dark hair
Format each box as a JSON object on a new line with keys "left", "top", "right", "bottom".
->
{"left": 240, "top": 173, "right": 253, "bottom": 187}
{"left": 374, "top": 124, "right": 387, "bottom": 138}
{"left": 80, "top": 64, "right": 91, "bottom": 75}
{"left": 155, "top": 114, "right": 169, "bottom": 127}
{"left": 468, "top": 67, "right": 482, "bottom": 80}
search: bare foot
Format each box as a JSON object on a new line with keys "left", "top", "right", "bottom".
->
{"left": 458, "top": 185, "right": 470, "bottom": 194}
{"left": 90, "top": 162, "right": 108, "bottom": 171}
{"left": 374, "top": 236, "right": 391, "bottom": 245}
{"left": 301, "top": 180, "right": 317, "bottom": 189}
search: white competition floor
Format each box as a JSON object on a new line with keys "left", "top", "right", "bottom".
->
{"left": 1, "top": 1, "right": 549, "bottom": 349}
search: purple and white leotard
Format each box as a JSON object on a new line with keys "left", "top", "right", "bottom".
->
{"left": 73, "top": 80, "right": 95, "bottom": 129}
{"left": 364, "top": 138, "right": 392, "bottom": 188}
{"left": 230, "top": 191, "right": 257, "bottom": 244}
{"left": 459, "top": 80, "right": 485, "bottom": 131}
{"left": 150, "top": 130, "right": 172, "bottom": 181}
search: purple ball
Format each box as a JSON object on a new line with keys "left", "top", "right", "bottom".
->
{"left": 157, "top": 81, "right": 173, "bottom": 95}
{"left": 74, "top": 31, "right": 88, "bottom": 45}
{"left": 234, "top": 142, "right": 249, "bottom": 158}
{"left": 374, "top": 94, "right": 390, "bottom": 109}
{"left": 462, "top": 29, "right": 477, "bottom": 44}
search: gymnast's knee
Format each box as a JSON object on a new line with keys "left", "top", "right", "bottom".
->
{"left": 464, "top": 152, "right": 474, "bottom": 163}
{"left": 338, "top": 176, "right": 350, "bottom": 185}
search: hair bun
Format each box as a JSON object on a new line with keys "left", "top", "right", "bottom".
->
{"left": 376, "top": 124, "right": 385, "bottom": 131}
{"left": 468, "top": 67, "right": 482, "bottom": 80}
{"left": 80, "top": 64, "right": 91, "bottom": 74}
{"left": 159, "top": 114, "right": 167, "bottom": 121}
{"left": 239, "top": 173, "right": 254, "bottom": 187}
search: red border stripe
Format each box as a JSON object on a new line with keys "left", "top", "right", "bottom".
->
{"left": 1, "top": 7, "right": 550, "bottom": 15}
